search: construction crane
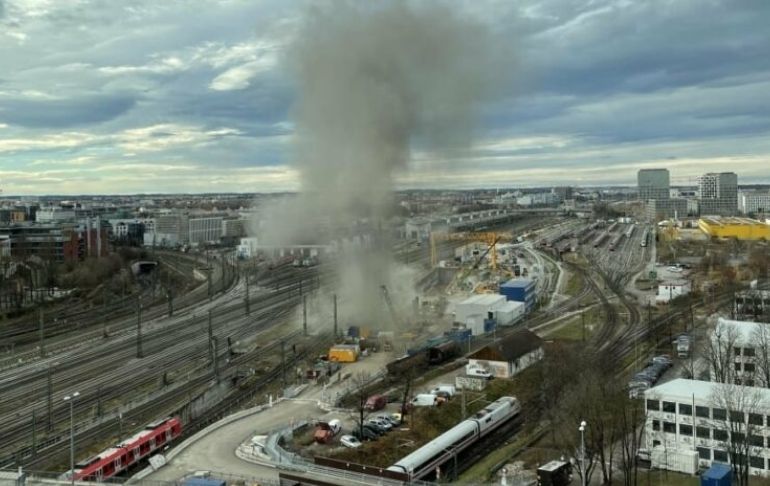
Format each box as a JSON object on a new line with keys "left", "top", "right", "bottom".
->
{"left": 430, "top": 231, "right": 514, "bottom": 269}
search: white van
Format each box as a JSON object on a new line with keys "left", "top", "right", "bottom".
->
{"left": 411, "top": 393, "right": 438, "bottom": 407}
{"left": 466, "top": 364, "right": 493, "bottom": 379}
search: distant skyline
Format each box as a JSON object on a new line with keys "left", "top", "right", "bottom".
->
{"left": 2, "top": 0, "right": 770, "bottom": 195}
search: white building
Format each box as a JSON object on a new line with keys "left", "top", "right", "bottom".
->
{"left": 657, "top": 280, "right": 692, "bottom": 303}
{"left": 237, "top": 237, "right": 260, "bottom": 259}
{"left": 466, "top": 328, "right": 543, "bottom": 378}
{"left": 709, "top": 318, "right": 770, "bottom": 387}
{"left": 36, "top": 207, "right": 76, "bottom": 223}
{"left": 454, "top": 294, "right": 508, "bottom": 335}
{"left": 645, "top": 378, "right": 770, "bottom": 476}
{"left": 188, "top": 215, "right": 224, "bottom": 246}
{"left": 739, "top": 191, "right": 770, "bottom": 215}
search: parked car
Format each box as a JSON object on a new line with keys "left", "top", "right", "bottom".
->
{"left": 364, "top": 394, "right": 387, "bottom": 411}
{"left": 340, "top": 435, "right": 362, "bottom": 448}
{"left": 430, "top": 384, "right": 457, "bottom": 398}
{"left": 376, "top": 414, "right": 400, "bottom": 427}
{"left": 367, "top": 417, "right": 392, "bottom": 431}
{"left": 363, "top": 423, "right": 386, "bottom": 436}
{"left": 351, "top": 427, "right": 378, "bottom": 441}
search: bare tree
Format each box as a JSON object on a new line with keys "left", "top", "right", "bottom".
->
{"left": 349, "top": 371, "right": 373, "bottom": 439}
{"left": 618, "top": 398, "right": 646, "bottom": 486}
{"left": 751, "top": 323, "right": 770, "bottom": 388}
{"left": 709, "top": 384, "right": 764, "bottom": 486}
{"left": 706, "top": 319, "right": 740, "bottom": 384}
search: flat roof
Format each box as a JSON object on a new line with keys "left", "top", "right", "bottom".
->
{"left": 700, "top": 217, "right": 770, "bottom": 227}
{"left": 501, "top": 278, "right": 534, "bottom": 289}
{"left": 645, "top": 378, "right": 770, "bottom": 404}
{"left": 459, "top": 294, "right": 507, "bottom": 306}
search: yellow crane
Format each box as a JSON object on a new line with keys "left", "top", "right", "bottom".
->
{"left": 430, "top": 231, "right": 515, "bottom": 270}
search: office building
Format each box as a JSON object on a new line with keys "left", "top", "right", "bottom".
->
{"left": 646, "top": 198, "right": 687, "bottom": 221}
{"left": 638, "top": 169, "right": 670, "bottom": 201}
{"left": 698, "top": 172, "right": 738, "bottom": 216}
{"left": 739, "top": 191, "right": 770, "bottom": 215}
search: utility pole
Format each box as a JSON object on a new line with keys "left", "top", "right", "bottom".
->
{"left": 136, "top": 300, "right": 143, "bottom": 359}
{"left": 46, "top": 367, "right": 53, "bottom": 432}
{"left": 303, "top": 295, "right": 308, "bottom": 336}
{"left": 245, "top": 274, "right": 250, "bottom": 315}
{"left": 333, "top": 294, "right": 338, "bottom": 338}
{"left": 207, "top": 310, "right": 214, "bottom": 364}
{"left": 38, "top": 309, "right": 45, "bottom": 358}
{"left": 212, "top": 336, "right": 220, "bottom": 383}
{"left": 167, "top": 289, "right": 173, "bottom": 317}
{"left": 31, "top": 409, "right": 37, "bottom": 456}
{"left": 281, "top": 340, "right": 286, "bottom": 389}
{"left": 581, "top": 310, "right": 586, "bottom": 342}
{"left": 96, "top": 385, "right": 102, "bottom": 418}
{"left": 207, "top": 269, "right": 212, "bottom": 302}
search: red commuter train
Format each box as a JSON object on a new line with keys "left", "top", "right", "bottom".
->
{"left": 72, "top": 417, "right": 182, "bottom": 481}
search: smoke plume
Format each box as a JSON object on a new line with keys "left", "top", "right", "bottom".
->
{"left": 267, "top": 1, "right": 500, "bottom": 331}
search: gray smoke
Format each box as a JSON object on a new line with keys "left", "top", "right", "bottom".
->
{"left": 268, "top": 1, "right": 502, "bottom": 331}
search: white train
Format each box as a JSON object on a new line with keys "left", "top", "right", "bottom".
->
{"left": 387, "top": 396, "right": 521, "bottom": 481}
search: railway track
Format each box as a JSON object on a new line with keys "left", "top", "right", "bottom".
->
{"left": 0, "top": 265, "right": 319, "bottom": 465}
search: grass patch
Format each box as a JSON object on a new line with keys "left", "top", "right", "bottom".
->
{"left": 546, "top": 307, "right": 602, "bottom": 341}
{"left": 564, "top": 271, "right": 582, "bottom": 297}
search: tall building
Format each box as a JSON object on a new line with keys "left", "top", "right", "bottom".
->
{"left": 638, "top": 169, "right": 670, "bottom": 201}
{"left": 697, "top": 172, "right": 738, "bottom": 216}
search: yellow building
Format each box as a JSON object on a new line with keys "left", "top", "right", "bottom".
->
{"left": 698, "top": 217, "right": 770, "bottom": 240}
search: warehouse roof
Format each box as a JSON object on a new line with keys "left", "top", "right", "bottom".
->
{"left": 501, "top": 278, "right": 535, "bottom": 289}
{"left": 700, "top": 216, "right": 769, "bottom": 227}
{"left": 459, "top": 294, "right": 507, "bottom": 306}
{"left": 469, "top": 328, "right": 543, "bottom": 362}
{"left": 645, "top": 378, "right": 770, "bottom": 403}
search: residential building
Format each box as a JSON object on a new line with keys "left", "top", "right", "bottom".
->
{"left": 740, "top": 191, "right": 770, "bottom": 215}
{"left": 698, "top": 172, "right": 738, "bottom": 216}
{"left": 645, "top": 378, "right": 770, "bottom": 476}
{"left": 638, "top": 169, "right": 670, "bottom": 201}
{"left": 466, "top": 328, "right": 544, "bottom": 378}
{"left": 646, "top": 198, "right": 688, "bottom": 222}
{"left": 0, "top": 224, "right": 79, "bottom": 262}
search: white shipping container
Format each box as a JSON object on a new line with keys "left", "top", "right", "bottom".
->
{"left": 651, "top": 446, "right": 698, "bottom": 475}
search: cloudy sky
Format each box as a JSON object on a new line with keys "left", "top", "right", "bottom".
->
{"left": 1, "top": 0, "right": 769, "bottom": 195}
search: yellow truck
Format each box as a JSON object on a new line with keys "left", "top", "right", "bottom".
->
{"left": 328, "top": 344, "right": 359, "bottom": 363}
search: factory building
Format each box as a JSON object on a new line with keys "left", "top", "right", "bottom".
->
{"left": 500, "top": 278, "right": 536, "bottom": 312}
{"left": 638, "top": 169, "right": 671, "bottom": 201}
{"left": 698, "top": 217, "right": 770, "bottom": 241}
{"left": 698, "top": 172, "right": 738, "bottom": 216}
{"left": 454, "top": 294, "right": 507, "bottom": 335}
{"left": 645, "top": 379, "right": 770, "bottom": 476}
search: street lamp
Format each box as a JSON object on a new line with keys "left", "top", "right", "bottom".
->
{"left": 63, "top": 392, "right": 80, "bottom": 486}
{"left": 579, "top": 420, "right": 587, "bottom": 486}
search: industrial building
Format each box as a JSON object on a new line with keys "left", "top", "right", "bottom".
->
{"left": 500, "top": 278, "right": 536, "bottom": 312}
{"left": 454, "top": 294, "right": 507, "bottom": 335}
{"left": 698, "top": 172, "right": 738, "bottom": 216}
{"left": 466, "top": 328, "right": 543, "bottom": 378}
{"left": 645, "top": 378, "right": 770, "bottom": 476}
{"left": 698, "top": 217, "right": 770, "bottom": 240}
{"left": 735, "top": 290, "right": 770, "bottom": 321}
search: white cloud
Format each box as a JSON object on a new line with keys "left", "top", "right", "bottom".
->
{"left": 209, "top": 55, "right": 277, "bottom": 91}
{"left": 98, "top": 56, "right": 187, "bottom": 76}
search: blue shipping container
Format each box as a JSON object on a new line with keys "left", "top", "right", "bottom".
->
{"left": 182, "top": 479, "right": 227, "bottom": 486}
{"left": 700, "top": 463, "right": 731, "bottom": 486}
